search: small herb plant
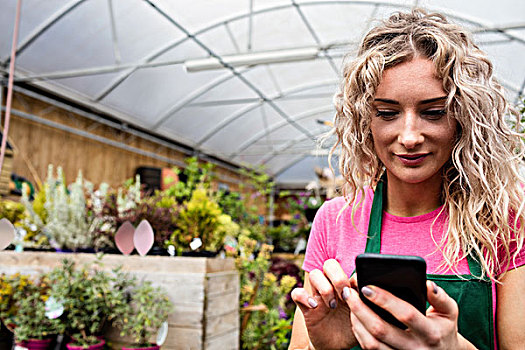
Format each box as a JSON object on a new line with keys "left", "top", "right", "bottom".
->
{"left": 112, "top": 279, "right": 173, "bottom": 347}
{"left": 47, "top": 258, "right": 117, "bottom": 346}
{"left": 0, "top": 273, "right": 64, "bottom": 341}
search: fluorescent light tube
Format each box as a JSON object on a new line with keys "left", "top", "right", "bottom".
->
{"left": 184, "top": 47, "right": 319, "bottom": 72}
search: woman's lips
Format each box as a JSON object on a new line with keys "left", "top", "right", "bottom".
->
{"left": 396, "top": 153, "right": 429, "bottom": 166}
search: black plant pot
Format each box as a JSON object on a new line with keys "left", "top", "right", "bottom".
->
{"left": 181, "top": 250, "right": 218, "bottom": 258}
{"left": 97, "top": 247, "right": 121, "bottom": 255}
{"left": 14, "top": 246, "right": 55, "bottom": 252}
{"left": 147, "top": 246, "right": 170, "bottom": 256}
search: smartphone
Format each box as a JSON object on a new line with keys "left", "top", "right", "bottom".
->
{"left": 355, "top": 253, "right": 427, "bottom": 329}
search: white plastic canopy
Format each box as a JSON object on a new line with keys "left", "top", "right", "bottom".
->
{"left": 1, "top": 0, "right": 524, "bottom": 187}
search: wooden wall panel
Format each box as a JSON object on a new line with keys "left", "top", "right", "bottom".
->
{"left": 5, "top": 91, "right": 242, "bottom": 190}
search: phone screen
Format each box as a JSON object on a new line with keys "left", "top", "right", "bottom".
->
{"left": 355, "top": 253, "right": 427, "bottom": 329}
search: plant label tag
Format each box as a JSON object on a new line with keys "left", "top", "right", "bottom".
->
{"left": 189, "top": 238, "right": 202, "bottom": 251}
{"left": 224, "top": 236, "right": 238, "bottom": 254}
{"left": 156, "top": 321, "right": 169, "bottom": 345}
{"left": 294, "top": 237, "right": 307, "bottom": 255}
{"left": 0, "top": 218, "right": 15, "bottom": 250}
{"left": 115, "top": 221, "right": 135, "bottom": 255}
{"left": 45, "top": 297, "right": 64, "bottom": 319}
{"left": 134, "top": 220, "right": 154, "bottom": 256}
{"left": 168, "top": 245, "right": 175, "bottom": 256}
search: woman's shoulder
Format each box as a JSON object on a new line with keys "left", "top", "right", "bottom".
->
{"left": 316, "top": 187, "right": 374, "bottom": 219}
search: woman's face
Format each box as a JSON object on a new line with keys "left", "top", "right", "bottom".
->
{"left": 370, "top": 57, "right": 457, "bottom": 186}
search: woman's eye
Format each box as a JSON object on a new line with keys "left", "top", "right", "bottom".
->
{"left": 376, "top": 110, "right": 398, "bottom": 119}
{"left": 422, "top": 109, "right": 446, "bottom": 119}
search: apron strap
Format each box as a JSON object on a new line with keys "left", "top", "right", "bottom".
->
{"left": 363, "top": 174, "right": 484, "bottom": 279}
{"left": 466, "top": 254, "right": 483, "bottom": 277}
{"left": 364, "top": 175, "right": 385, "bottom": 254}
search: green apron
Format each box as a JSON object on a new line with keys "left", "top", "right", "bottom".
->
{"left": 351, "top": 177, "right": 494, "bottom": 350}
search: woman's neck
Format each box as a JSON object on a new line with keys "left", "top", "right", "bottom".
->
{"left": 384, "top": 173, "right": 443, "bottom": 217}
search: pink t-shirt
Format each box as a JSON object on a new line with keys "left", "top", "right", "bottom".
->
{"left": 303, "top": 188, "right": 525, "bottom": 348}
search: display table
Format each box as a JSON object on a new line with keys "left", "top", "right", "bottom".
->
{"left": 0, "top": 251, "right": 239, "bottom": 350}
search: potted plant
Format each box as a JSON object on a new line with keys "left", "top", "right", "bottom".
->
{"left": 47, "top": 259, "right": 116, "bottom": 349}
{"left": 0, "top": 273, "right": 64, "bottom": 350}
{"left": 168, "top": 187, "right": 225, "bottom": 256}
{"left": 112, "top": 279, "right": 173, "bottom": 349}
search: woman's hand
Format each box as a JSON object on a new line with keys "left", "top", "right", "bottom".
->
{"left": 346, "top": 276, "right": 475, "bottom": 349}
{"left": 290, "top": 259, "right": 357, "bottom": 349}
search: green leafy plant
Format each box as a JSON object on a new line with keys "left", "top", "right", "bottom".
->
{"left": 19, "top": 183, "right": 51, "bottom": 248}
{"left": 0, "top": 200, "right": 26, "bottom": 224}
{"left": 266, "top": 225, "right": 305, "bottom": 253}
{"left": 112, "top": 279, "right": 173, "bottom": 347}
{"left": 169, "top": 187, "right": 232, "bottom": 253}
{"left": 238, "top": 166, "right": 275, "bottom": 221}
{"left": 230, "top": 234, "right": 297, "bottom": 350}
{"left": 163, "top": 157, "right": 215, "bottom": 203}
{"left": 0, "top": 273, "right": 64, "bottom": 341}
{"left": 47, "top": 258, "right": 117, "bottom": 346}
{"left": 21, "top": 165, "right": 97, "bottom": 251}
{"left": 88, "top": 176, "right": 140, "bottom": 250}
{"left": 216, "top": 190, "right": 253, "bottom": 224}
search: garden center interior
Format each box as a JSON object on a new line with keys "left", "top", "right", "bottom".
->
{"left": 0, "top": 0, "right": 524, "bottom": 349}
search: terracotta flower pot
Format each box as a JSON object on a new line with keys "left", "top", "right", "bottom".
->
{"left": 18, "top": 338, "right": 53, "bottom": 350}
{"left": 122, "top": 345, "right": 160, "bottom": 350}
{"left": 66, "top": 339, "right": 105, "bottom": 350}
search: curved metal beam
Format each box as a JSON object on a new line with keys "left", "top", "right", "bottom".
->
{"left": 268, "top": 130, "right": 336, "bottom": 177}
{"left": 194, "top": 101, "right": 263, "bottom": 147}
{"left": 260, "top": 132, "right": 319, "bottom": 165}
{"left": 229, "top": 105, "right": 333, "bottom": 158}
{"left": 292, "top": 0, "right": 340, "bottom": 75}
{"left": 151, "top": 67, "right": 250, "bottom": 130}
{"left": 261, "top": 131, "right": 327, "bottom": 176}
{"left": 144, "top": 0, "right": 315, "bottom": 141}
{"left": 96, "top": 0, "right": 523, "bottom": 105}
{"left": 273, "top": 152, "right": 317, "bottom": 178}
{"left": 94, "top": 36, "right": 190, "bottom": 101}
{"left": 2, "top": 0, "right": 86, "bottom": 65}
{"left": 195, "top": 80, "right": 336, "bottom": 147}
{"left": 274, "top": 153, "right": 313, "bottom": 178}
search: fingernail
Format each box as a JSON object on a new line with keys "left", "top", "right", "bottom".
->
{"left": 362, "top": 286, "right": 374, "bottom": 298}
{"left": 329, "top": 298, "right": 337, "bottom": 309}
{"left": 431, "top": 281, "right": 438, "bottom": 294}
{"left": 308, "top": 297, "right": 318, "bottom": 308}
{"left": 342, "top": 286, "right": 350, "bottom": 300}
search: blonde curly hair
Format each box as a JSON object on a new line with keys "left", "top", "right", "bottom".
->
{"left": 331, "top": 9, "right": 525, "bottom": 279}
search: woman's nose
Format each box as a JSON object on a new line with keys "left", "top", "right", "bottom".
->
{"left": 397, "top": 113, "right": 424, "bottom": 149}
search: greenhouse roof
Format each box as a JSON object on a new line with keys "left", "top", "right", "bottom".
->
{"left": 1, "top": 0, "right": 524, "bottom": 187}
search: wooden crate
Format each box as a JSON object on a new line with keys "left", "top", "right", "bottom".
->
{"left": 0, "top": 252, "right": 240, "bottom": 350}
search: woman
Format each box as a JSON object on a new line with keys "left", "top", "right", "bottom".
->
{"left": 289, "top": 9, "right": 525, "bottom": 350}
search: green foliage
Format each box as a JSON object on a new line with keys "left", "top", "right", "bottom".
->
{"left": 210, "top": 213, "right": 240, "bottom": 252}
{"left": 21, "top": 165, "right": 95, "bottom": 250}
{"left": 239, "top": 166, "right": 275, "bottom": 198}
{"left": 164, "top": 157, "right": 215, "bottom": 202}
{"left": 20, "top": 182, "right": 50, "bottom": 248}
{"left": 231, "top": 235, "right": 296, "bottom": 350}
{"left": 0, "top": 200, "right": 26, "bottom": 223}
{"left": 168, "top": 188, "right": 233, "bottom": 253}
{"left": 112, "top": 279, "right": 173, "bottom": 346}
{"left": 216, "top": 190, "right": 255, "bottom": 224}
{"left": 88, "top": 176, "right": 144, "bottom": 250}
{"left": 266, "top": 225, "right": 305, "bottom": 253}
{"left": 0, "top": 273, "right": 32, "bottom": 329}
{"left": 47, "top": 258, "right": 117, "bottom": 346}
{"left": 32, "top": 185, "right": 48, "bottom": 222}
{"left": 0, "top": 273, "right": 64, "bottom": 341}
